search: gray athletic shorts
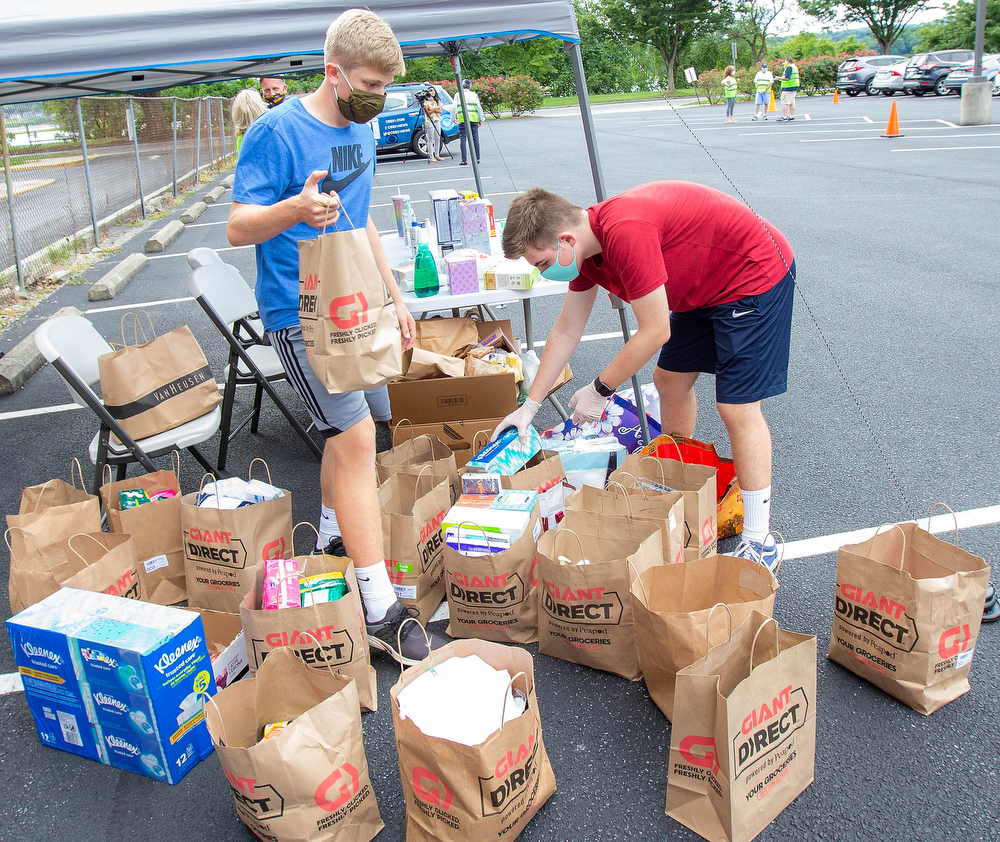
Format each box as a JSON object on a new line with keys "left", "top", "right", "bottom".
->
{"left": 268, "top": 324, "right": 390, "bottom": 437}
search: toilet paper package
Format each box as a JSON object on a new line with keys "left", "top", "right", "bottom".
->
{"left": 6, "top": 587, "right": 216, "bottom": 784}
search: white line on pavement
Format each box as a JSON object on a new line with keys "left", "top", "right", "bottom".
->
{"left": 801, "top": 130, "right": 1000, "bottom": 144}
{"left": 87, "top": 296, "right": 194, "bottom": 313}
{"left": 862, "top": 116, "right": 875, "bottom": 123}
{"left": 0, "top": 403, "right": 82, "bottom": 422}
{"left": 890, "top": 145, "right": 1000, "bottom": 153}
{"left": 184, "top": 220, "right": 229, "bottom": 228}
{"left": 375, "top": 176, "right": 492, "bottom": 188}
{"left": 0, "top": 675, "right": 22, "bottom": 695}
{"left": 146, "top": 244, "right": 252, "bottom": 260}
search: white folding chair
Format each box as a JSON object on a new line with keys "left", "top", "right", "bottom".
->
{"left": 188, "top": 264, "right": 323, "bottom": 470}
{"left": 186, "top": 248, "right": 265, "bottom": 345}
{"left": 34, "top": 314, "right": 222, "bottom": 494}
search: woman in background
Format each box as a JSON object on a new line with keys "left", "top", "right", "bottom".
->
{"left": 422, "top": 87, "right": 444, "bottom": 162}
{"left": 232, "top": 88, "right": 268, "bottom": 153}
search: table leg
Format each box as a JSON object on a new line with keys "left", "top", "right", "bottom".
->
{"left": 522, "top": 298, "right": 534, "bottom": 352}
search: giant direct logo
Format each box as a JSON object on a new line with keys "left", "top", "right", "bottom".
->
{"left": 330, "top": 293, "right": 369, "bottom": 330}
{"left": 479, "top": 723, "right": 539, "bottom": 816}
{"left": 449, "top": 572, "right": 526, "bottom": 607}
{"left": 835, "top": 583, "right": 918, "bottom": 651}
{"left": 938, "top": 624, "right": 971, "bottom": 659}
{"left": 224, "top": 770, "right": 285, "bottom": 820}
{"left": 678, "top": 735, "right": 721, "bottom": 776}
{"left": 733, "top": 684, "right": 809, "bottom": 774}
{"left": 184, "top": 528, "right": 248, "bottom": 569}
{"left": 253, "top": 626, "right": 354, "bottom": 670}
{"left": 314, "top": 762, "right": 360, "bottom": 812}
{"left": 412, "top": 767, "right": 453, "bottom": 810}
{"left": 541, "top": 582, "right": 623, "bottom": 625}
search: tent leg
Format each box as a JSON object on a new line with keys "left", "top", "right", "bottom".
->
{"left": 450, "top": 52, "right": 486, "bottom": 198}
{"left": 614, "top": 300, "right": 651, "bottom": 446}
{"left": 568, "top": 42, "right": 607, "bottom": 202}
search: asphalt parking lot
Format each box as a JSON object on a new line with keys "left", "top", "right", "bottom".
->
{"left": 1, "top": 91, "right": 998, "bottom": 841}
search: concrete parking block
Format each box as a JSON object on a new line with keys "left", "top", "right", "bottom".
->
{"left": 204, "top": 186, "right": 226, "bottom": 204}
{"left": 221, "top": 174, "right": 234, "bottom": 189}
{"left": 180, "top": 201, "right": 208, "bottom": 223}
{"left": 145, "top": 219, "right": 185, "bottom": 253}
{"left": 88, "top": 252, "right": 148, "bottom": 301}
{"left": 0, "top": 306, "right": 81, "bottom": 394}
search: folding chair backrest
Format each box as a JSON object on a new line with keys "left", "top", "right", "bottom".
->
{"left": 188, "top": 264, "right": 258, "bottom": 325}
{"left": 187, "top": 247, "right": 226, "bottom": 270}
{"left": 34, "top": 314, "right": 113, "bottom": 406}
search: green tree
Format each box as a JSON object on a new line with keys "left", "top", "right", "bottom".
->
{"left": 599, "top": 0, "right": 722, "bottom": 91}
{"left": 798, "top": 0, "right": 932, "bottom": 53}
{"left": 918, "top": 0, "right": 1000, "bottom": 51}
{"left": 733, "top": 0, "right": 788, "bottom": 65}
{"left": 775, "top": 31, "right": 839, "bottom": 58}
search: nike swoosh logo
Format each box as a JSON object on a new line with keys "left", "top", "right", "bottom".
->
{"left": 732, "top": 309, "right": 755, "bottom": 318}
{"left": 320, "top": 159, "right": 372, "bottom": 194}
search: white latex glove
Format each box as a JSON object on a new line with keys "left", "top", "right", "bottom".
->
{"left": 492, "top": 397, "right": 541, "bottom": 447}
{"left": 569, "top": 380, "right": 609, "bottom": 425}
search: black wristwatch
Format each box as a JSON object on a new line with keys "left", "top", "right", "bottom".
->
{"left": 593, "top": 376, "right": 615, "bottom": 398}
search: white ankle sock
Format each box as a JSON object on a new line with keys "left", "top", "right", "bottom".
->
{"left": 316, "top": 504, "right": 340, "bottom": 550}
{"left": 741, "top": 486, "right": 771, "bottom": 544}
{"left": 355, "top": 563, "right": 398, "bottom": 622}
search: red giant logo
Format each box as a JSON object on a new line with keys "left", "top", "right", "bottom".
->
{"left": 315, "top": 762, "right": 360, "bottom": 811}
{"left": 330, "top": 293, "right": 369, "bottom": 329}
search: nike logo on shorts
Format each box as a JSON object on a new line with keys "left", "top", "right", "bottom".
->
{"left": 732, "top": 309, "right": 754, "bottom": 318}
{"left": 320, "top": 158, "right": 372, "bottom": 194}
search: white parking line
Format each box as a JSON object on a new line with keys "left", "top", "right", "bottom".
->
{"left": 0, "top": 403, "right": 82, "bottom": 422}
{"left": 146, "top": 244, "right": 252, "bottom": 261}
{"left": 890, "top": 145, "right": 1000, "bottom": 153}
{"left": 375, "top": 175, "right": 492, "bottom": 188}
{"left": 801, "top": 130, "right": 1000, "bottom": 144}
{"left": 87, "top": 296, "right": 194, "bottom": 313}
{"left": 0, "top": 675, "right": 22, "bottom": 695}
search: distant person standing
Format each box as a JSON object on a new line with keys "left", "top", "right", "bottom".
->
{"left": 232, "top": 88, "right": 267, "bottom": 152}
{"left": 260, "top": 76, "right": 288, "bottom": 108}
{"left": 778, "top": 58, "right": 799, "bottom": 122}
{"left": 456, "top": 78, "right": 482, "bottom": 166}
{"left": 722, "top": 65, "right": 738, "bottom": 123}
{"left": 421, "top": 86, "right": 444, "bottom": 162}
{"left": 752, "top": 62, "right": 774, "bottom": 121}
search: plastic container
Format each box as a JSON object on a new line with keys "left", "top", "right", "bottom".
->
{"left": 414, "top": 227, "right": 440, "bottom": 298}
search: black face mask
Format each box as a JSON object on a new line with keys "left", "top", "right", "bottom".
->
{"left": 263, "top": 91, "right": 285, "bottom": 108}
{"left": 335, "top": 66, "right": 386, "bottom": 124}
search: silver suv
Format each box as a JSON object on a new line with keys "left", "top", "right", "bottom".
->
{"left": 903, "top": 50, "right": 975, "bottom": 96}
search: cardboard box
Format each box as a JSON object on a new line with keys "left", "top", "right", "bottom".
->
{"left": 186, "top": 608, "right": 249, "bottom": 690}
{"left": 395, "top": 418, "right": 507, "bottom": 466}
{"left": 389, "top": 320, "right": 519, "bottom": 424}
{"left": 7, "top": 588, "right": 216, "bottom": 784}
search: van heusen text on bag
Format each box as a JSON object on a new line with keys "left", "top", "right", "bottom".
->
{"left": 298, "top": 224, "right": 402, "bottom": 394}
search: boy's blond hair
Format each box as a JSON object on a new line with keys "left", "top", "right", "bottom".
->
{"left": 502, "top": 188, "right": 584, "bottom": 259}
{"left": 232, "top": 88, "right": 267, "bottom": 136}
{"left": 324, "top": 9, "right": 405, "bottom": 76}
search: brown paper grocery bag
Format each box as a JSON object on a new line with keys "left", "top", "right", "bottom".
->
{"left": 444, "top": 505, "right": 542, "bottom": 644}
{"left": 379, "top": 470, "right": 452, "bottom": 622}
{"left": 181, "top": 471, "right": 292, "bottom": 613}
{"left": 402, "top": 347, "right": 465, "bottom": 380}
{"left": 501, "top": 450, "right": 568, "bottom": 532}
{"left": 630, "top": 555, "right": 778, "bottom": 721}
{"left": 391, "top": 638, "right": 556, "bottom": 842}
{"left": 239, "top": 553, "right": 377, "bottom": 712}
{"left": 666, "top": 611, "right": 817, "bottom": 842}
{"left": 611, "top": 453, "right": 717, "bottom": 560}
{"left": 98, "top": 317, "right": 221, "bottom": 440}
{"left": 567, "top": 483, "right": 685, "bottom": 565}
{"left": 205, "top": 647, "right": 383, "bottom": 842}
{"left": 298, "top": 225, "right": 402, "bottom": 394}
{"left": 377, "top": 430, "right": 461, "bottom": 501}
{"left": 101, "top": 468, "right": 186, "bottom": 605}
{"left": 413, "top": 317, "right": 480, "bottom": 356}
{"left": 7, "top": 530, "right": 143, "bottom": 614}
{"left": 536, "top": 509, "right": 662, "bottom": 680}
{"left": 828, "top": 518, "right": 990, "bottom": 715}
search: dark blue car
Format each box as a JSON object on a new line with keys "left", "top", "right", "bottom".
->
{"left": 372, "top": 83, "right": 460, "bottom": 158}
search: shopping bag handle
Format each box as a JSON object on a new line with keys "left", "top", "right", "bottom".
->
{"left": 452, "top": 520, "right": 493, "bottom": 557}
{"left": 67, "top": 532, "right": 110, "bottom": 565}
{"left": 70, "top": 457, "right": 88, "bottom": 494}
{"left": 248, "top": 457, "right": 273, "bottom": 486}
{"left": 320, "top": 199, "right": 356, "bottom": 235}
{"left": 404, "top": 435, "right": 436, "bottom": 465}
{"left": 750, "top": 616, "right": 780, "bottom": 670}
{"left": 118, "top": 310, "right": 156, "bottom": 348}
{"left": 296, "top": 630, "right": 346, "bottom": 683}
{"left": 553, "top": 528, "right": 585, "bottom": 565}
{"left": 201, "top": 692, "right": 227, "bottom": 747}
{"left": 169, "top": 450, "right": 182, "bottom": 484}
{"left": 603, "top": 481, "right": 635, "bottom": 517}
{"left": 870, "top": 523, "right": 907, "bottom": 569}
{"left": 23, "top": 478, "right": 60, "bottom": 514}
{"left": 638, "top": 455, "right": 667, "bottom": 486}
{"left": 396, "top": 617, "right": 430, "bottom": 679}
{"left": 926, "top": 502, "right": 960, "bottom": 548}
{"left": 4, "top": 526, "right": 44, "bottom": 556}
{"left": 391, "top": 418, "right": 415, "bottom": 445}
{"left": 499, "top": 671, "right": 529, "bottom": 731}
{"left": 472, "top": 430, "right": 492, "bottom": 453}
{"left": 294, "top": 521, "right": 326, "bottom": 557}
{"left": 652, "top": 434, "right": 684, "bottom": 463}
{"left": 705, "top": 603, "right": 734, "bottom": 656}
{"left": 414, "top": 464, "right": 434, "bottom": 494}
{"left": 626, "top": 559, "right": 648, "bottom": 603}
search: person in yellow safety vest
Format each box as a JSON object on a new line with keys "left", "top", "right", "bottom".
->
{"left": 723, "top": 65, "right": 738, "bottom": 123}
{"left": 456, "top": 78, "right": 483, "bottom": 166}
{"left": 778, "top": 58, "right": 800, "bottom": 122}
{"left": 752, "top": 61, "right": 774, "bottom": 121}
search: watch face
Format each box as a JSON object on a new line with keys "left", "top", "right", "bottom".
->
{"left": 595, "top": 377, "right": 614, "bottom": 397}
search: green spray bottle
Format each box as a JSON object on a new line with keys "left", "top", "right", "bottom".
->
{"left": 413, "top": 225, "right": 439, "bottom": 298}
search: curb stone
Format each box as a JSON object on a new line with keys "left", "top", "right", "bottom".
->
{"left": 204, "top": 186, "right": 226, "bottom": 204}
{"left": 0, "top": 305, "right": 82, "bottom": 395}
{"left": 180, "top": 202, "right": 208, "bottom": 224}
{"left": 145, "top": 219, "right": 186, "bottom": 253}
{"left": 88, "top": 252, "right": 149, "bottom": 301}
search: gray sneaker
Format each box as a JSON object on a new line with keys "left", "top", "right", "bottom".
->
{"left": 366, "top": 601, "right": 449, "bottom": 666}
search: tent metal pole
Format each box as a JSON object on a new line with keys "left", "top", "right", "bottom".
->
{"left": 171, "top": 98, "right": 178, "bottom": 197}
{"left": 76, "top": 99, "right": 101, "bottom": 246}
{"left": 218, "top": 97, "right": 227, "bottom": 160}
{"left": 451, "top": 53, "right": 485, "bottom": 198}
{"left": 0, "top": 107, "right": 25, "bottom": 289}
{"left": 128, "top": 98, "right": 146, "bottom": 219}
{"left": 195, "top": 99, "right": 202, "bottom": 183}
{"left": 569, "top": 41, "right": 650, "bottom": 444}
{"left": 207, "top": 97, "right": 215, "bottom": 170}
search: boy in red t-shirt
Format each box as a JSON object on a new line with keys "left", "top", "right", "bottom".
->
{"left": 495, "top": 181, "right": 795, "bottom": 574}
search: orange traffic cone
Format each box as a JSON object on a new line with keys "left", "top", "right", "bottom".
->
{"left": 832, "top": 89, "right": 840, "bottom": 104}
{"left": 882, "top": 101, "right": 903, "bottom": 137}
{"left": 768, "top": 89, "right": 777, "bottom": 112}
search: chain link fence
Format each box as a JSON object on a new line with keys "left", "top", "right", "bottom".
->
{"left": 1, "top": 95, "right": 235, "bottom": 308}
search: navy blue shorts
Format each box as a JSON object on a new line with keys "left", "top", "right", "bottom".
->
{"left": 656, "top": 264, "right": 795, "bottom": 405}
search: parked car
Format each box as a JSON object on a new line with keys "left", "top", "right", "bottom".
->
{"left": 943, "top": 54, "right": 1000, "bottom": 94}
{"left": 837, "top": 55, "right": 908, "bottom": 96}
{"left": 903, "top": 50, "right": 975, "bottom": 95}
{"left": 371, "top": 83, "right": 459, "bottom": 158}
{"left": 870, "top": 59, "right": 911, "bottom": 96}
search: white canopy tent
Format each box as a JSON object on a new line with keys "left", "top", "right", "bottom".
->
{"left": 1, "top": 0, "right": 652, "bottom": 437}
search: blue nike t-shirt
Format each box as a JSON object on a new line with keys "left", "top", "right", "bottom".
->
{"left": 232, "top": 97, "right": 376, "bottom": 331}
